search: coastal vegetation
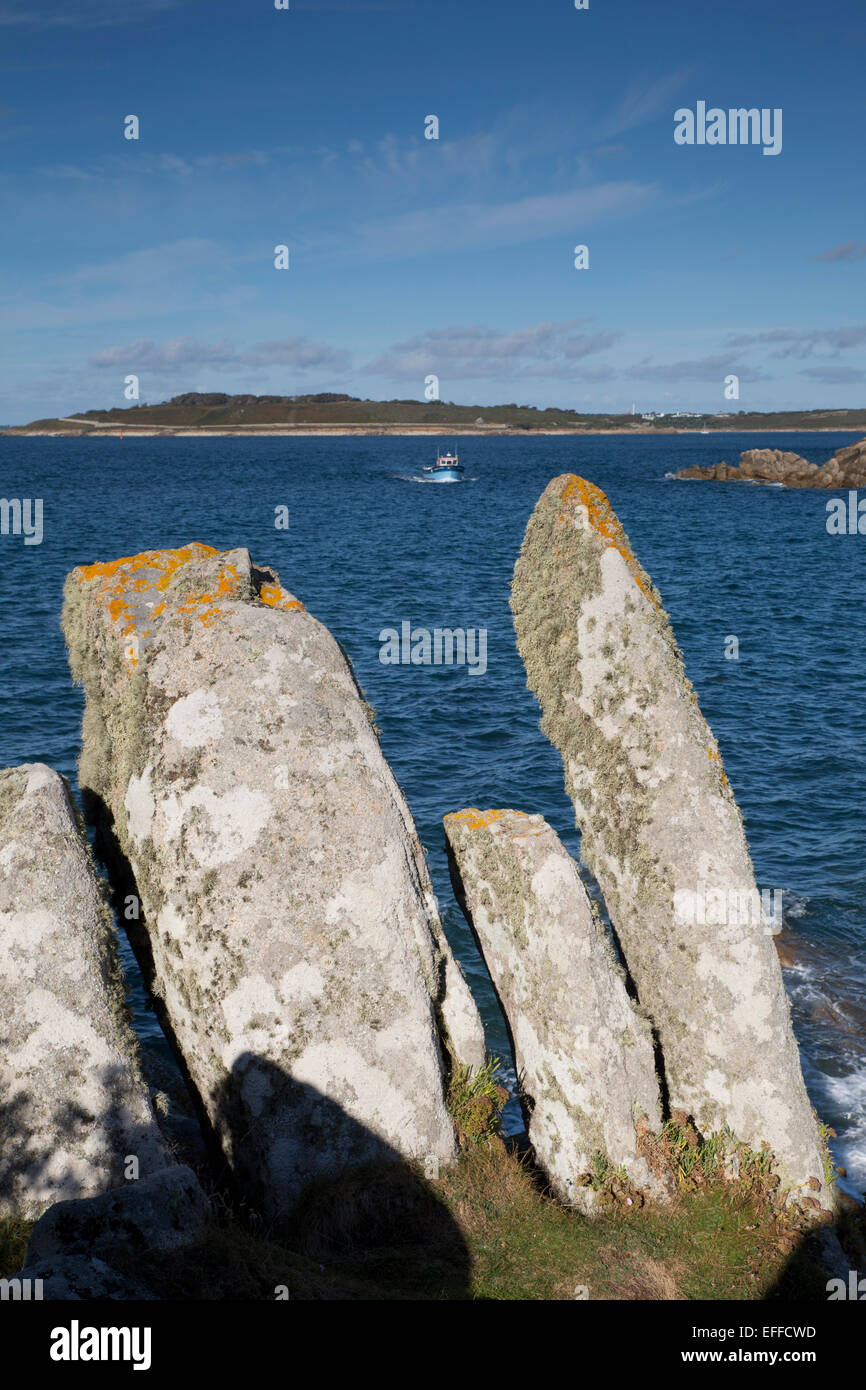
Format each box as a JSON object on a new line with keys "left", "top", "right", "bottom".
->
{"left": 5, "top": 393, "right": 866, "bottom": 435}
{"left": 1, "top": 1103, "right": 859, "bottom": 1300}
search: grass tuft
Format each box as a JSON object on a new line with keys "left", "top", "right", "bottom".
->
{"left": 446, "top": 1059, "right": 509, "bottom": 1149}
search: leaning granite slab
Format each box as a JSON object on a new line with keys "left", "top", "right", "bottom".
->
{"left": 62, "top": 544, "right": 485, "bottom": 1223}
{"left": 674, "top": 438, "right": 866, "bottom": 487}
{"left": 444, "top": 808, "right": 668, "bottom": 1210}
{"left": 510, "top": 476, "right": 829, "bottom": 1202}
{"left": 0, "top": 762, "right": 172, "bottom": 1219}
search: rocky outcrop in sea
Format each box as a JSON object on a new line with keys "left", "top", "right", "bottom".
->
{"left": 673, "top": 436, "right": 866, "bottom": 487}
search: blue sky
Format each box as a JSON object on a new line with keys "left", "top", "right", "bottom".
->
{"left": 0, "top": 0, "right": 864, "bottom": 422}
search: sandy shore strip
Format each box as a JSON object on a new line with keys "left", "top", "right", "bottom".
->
{"left": 4, "top": 422, "right": 862, "bottom": 439}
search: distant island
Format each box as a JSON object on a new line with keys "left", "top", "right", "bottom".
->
{"left": 4, "top": 392, "right": 866, "bottom": 437}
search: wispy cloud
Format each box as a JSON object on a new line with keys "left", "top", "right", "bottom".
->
{"left": 40, "top": 150, "right": 274, "bottom": 182}
{"left": 89, "top": 335, "right": 350, "bottom": 374}
{"left": 813, "top": 241, "right": 866, "bottom": 263}
{"left": 354, "top": 182, "right": 660, "bottom": 261}
{"left": 726, "top": 325, "right": 866, "bottom": 357}
{"left": 0, "top": 0, "right": 182, "bottom": 27}
{"left": 0, "top": 239, "right": 253, "bottom": 331}
{"left": 625, "top": 354, "right": 769, "bottom": 383}
{"left": 799, "top": 365, "right": 866, "bottom": 384}
{"left": 601, "top": 69, "right": 692, "bottom": 138}
{"left": 364, "top": 320, "right": 621, "bottom": 380}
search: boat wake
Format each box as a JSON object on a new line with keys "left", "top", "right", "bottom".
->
{"left": 392, "top": 473, "right": 475, "bottom": 484}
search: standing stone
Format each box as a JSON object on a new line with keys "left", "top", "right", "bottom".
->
{"left": 62, "top": 544, "right": 485, "bottom": 1222}
{"left": 444, "top": 808, "right": 667, "bottom": 1209}
{"left": 511, "top": 476, "right": 829, "bottom": 1200}
{"left": 0, "top": 763, "right": 171, "bottom": 1218}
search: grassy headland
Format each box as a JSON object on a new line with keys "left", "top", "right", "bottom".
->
{"left": 5, "top": 393, "right": 866, "bottom": 437}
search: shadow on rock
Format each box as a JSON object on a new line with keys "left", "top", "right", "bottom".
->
{"left": 80, "top": 794, "right": 471, "bottom": 1298}
{"left": 209, "top": 1052, "right": 471, "bottom": 1299}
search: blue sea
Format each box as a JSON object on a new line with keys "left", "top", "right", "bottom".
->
{"left": 2, "top": 431, "right": 864, "bottom": 1194}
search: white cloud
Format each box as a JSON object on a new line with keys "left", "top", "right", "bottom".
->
{"left": 602, "top": 69, "right": 693, "bottom": 138}
{"left": 813, "top": 242, "right": 866, "bottom": 263}
{"left": 726, "top": 325, "right": 866, "bottom": 358}
{"left": 625, "top": 354, "right": 770, "bottom": 383}
{"left": 355, "top": 181, "right": 660, "bottom": 261}
{"left": 88, "top": 335, "right": 351, "bottom": 374}
{"left": 364, "top": 320, "right": 621, "bottom": 380}
{"left": 0, "top": 0, "right": 182, "bottom": 26}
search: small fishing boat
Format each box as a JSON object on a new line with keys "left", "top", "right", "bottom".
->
{"left": 423, "top": 450, "right": 464, "bottom": 482}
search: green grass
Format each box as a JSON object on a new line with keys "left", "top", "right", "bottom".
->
{"left": 2, "top": 1070, "right": 859, "bottom": 1301}
{"left": 434, "top": 1142, "right": 835, "bottom": 1301}
{"left": 0, "top": 1214, "right": 31, "bottom": 1276}
{"left": 446, "top": 1059, "right": 509, "bottom": 1148}
{"left": 4, "top": 1138, "right": 854, "bottom": 1301}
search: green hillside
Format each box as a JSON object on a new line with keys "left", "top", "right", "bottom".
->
{"left": 6, "top": 392, "right": 866, "bottom": 434}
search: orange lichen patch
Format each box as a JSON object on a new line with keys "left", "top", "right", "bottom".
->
{"left": 444, "top": 808, "right": 528, "bottom": 831}
{"left": 72, "top": 544, "right": 246, "bottom": 646}
{"left": 172, "top": 562, "right": 245, "bottom": 629}
{"left": 259, "top": 582, "right": 305, "bottom": 612}
{"left": 558, "top": 475, "right": 661, "bottom": 613}
{"left": 706, "top": 744, "right": 732, "bottom": 793}
{"left": 73, "top": 544, "right": 221, "bottom": 638}
{"left": 74, "top": 543, "right": 219, "bottom": 589}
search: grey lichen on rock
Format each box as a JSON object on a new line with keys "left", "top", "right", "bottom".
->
{"left": 0, "top": 763, "right": 172, "bottom": 1219}
{"left": 23, "top": 1164, "right": 209, "bottom": 1265}
{"left": 510, "top": 476, "right": 830, "bottom": 1204}
{"left": 444, "top": 808, "right": 667, "bottom": 1211}
{"left": 11, "top": 1254, "right": 159, "bottom": 1301}
{"left": 61, "top": 543, "right": 485, "bottom": 1223}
